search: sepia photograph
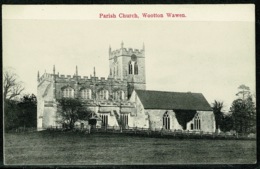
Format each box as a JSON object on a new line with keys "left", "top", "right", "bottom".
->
{"left": 2, "top": 4, "right": 256, "bottom": 165}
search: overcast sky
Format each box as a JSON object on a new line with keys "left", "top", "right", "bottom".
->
{"left": 3, "top": 5, "right": 255, "bottom": 111}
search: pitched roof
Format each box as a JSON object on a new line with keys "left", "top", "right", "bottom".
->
{"left": 135, "top": 90, "right": 212, "bottom": 111}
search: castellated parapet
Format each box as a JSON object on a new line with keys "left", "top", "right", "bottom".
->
{"left": 109, "top": 47, "right": 145, "bottom": 60}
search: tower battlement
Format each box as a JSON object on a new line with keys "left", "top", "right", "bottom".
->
{"left": 109, "top": 43, "right": 145, "bottom": 59}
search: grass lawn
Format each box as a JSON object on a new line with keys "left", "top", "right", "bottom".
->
{"left": 4, "top": 131, "right": 256, "bottom": 165}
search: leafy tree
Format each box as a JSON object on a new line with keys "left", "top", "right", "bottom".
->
{"left": 56, "top": 98, "right": 91, "bottom": 129}
{"left": 220, "top": 114, "right": 233, "bottom": 132}
{"left": 212, "top": 100, "right": 224, "bottom": 130}
{"left": 4, "top": 94, "right": 37, "bottom": 131}
{"left": 17, "top": 94, "right": 37, "bottom": 128}
{"left": 4, "top": 100, "right": 20, "bottom": 131}
{"left": 230, "top": 85, "right": 256, "bottom": 134}
{"left": 174, "top": 110, "right": 197, "bottom": 130}
{"left": 3, "top": 68, "right": 25, "bottom": 131}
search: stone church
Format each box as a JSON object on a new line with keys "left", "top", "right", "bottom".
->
{"left": 37, "top": 42, "right": 216, "bottom": 132}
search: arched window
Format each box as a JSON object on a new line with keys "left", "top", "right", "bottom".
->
{"left": 120, "top": 91, "right": 125, "bottom": 100}
{"left": 99, "top": 90, "right": 109, "bottom": 100}
{"left": 120, "top": 114, "right": 128, "bottom": 128}
{"left": 62, "top": 87, "right": 74, "bottom": 98}
{"left": 194, "top": 113, "right": 201, "bottom": 130}
{"left": 163, "top": 111, "right": 170, "bottom": 130}
{"left": 101, "top": 114, "right": 108, "bottom": 127}
{"left": 134, "top": 62, "right": 138, "bottom": 74}
{"left": 128, "top": 62, "right": 132, "bottom": 74}
{"left": 117, "top": 64, "right": 119, "bottom": 76}
{"left": 81, "top": 89, "right": 92, "bottom": 99}
{"left": 114, "top": 90, "right": 125, "bottom": 101}
{"left": 114, "top": 67, "right": 115, "bottom": 76}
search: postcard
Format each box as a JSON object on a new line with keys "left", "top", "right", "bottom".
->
{"left": 3, "top": 4, "right": 256, "bottom": 165}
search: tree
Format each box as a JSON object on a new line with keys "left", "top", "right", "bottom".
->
{"left": 3, "top": 69, "right": 24, "bottom": 102}
{"left": 236, "top": 84, "right": 250, "bottom": 100}
{"left": 174, "top": 110, "right": 197, "bottom": 130}
{"left": 220, "top": 114, "right": 233, "bottom": 132}
{"left": 230, "top": 85, "right": 256, "bottom": 134}
{"left": 3, "top": 68, "right": 25, "bottom": 131}
{"left": 4, "top": 100, "right": 20, "bottom": 131}
{"left": 17, "top": 94, "right": 37, "bottom": 128}
{"left": 4, "top": 94, "right": 37, "bottom": 131}
{"left": 212, "top": 100, "right": 224, "bottom": 130}
{"left": 56, "top": 98, "right": 91, "bottom": 129}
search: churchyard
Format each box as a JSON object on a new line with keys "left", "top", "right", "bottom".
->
{"left": 4, "top": 130, "right": 256, "bottom": 165}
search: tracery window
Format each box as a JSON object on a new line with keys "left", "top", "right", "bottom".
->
{"left": 194, "top": 113, "right": 201, "bottom": 130}
{"left": 81, "top": 89, "right": 92, "bottom": 99}
{"left": 62, "top": 87, "right": 74, "bottom": 98}
{"left": 163, "top": 111, "right": 170, "bottom": 130}
{"left": 101, "top": 114, "right": 108, "bottom": 127}
{"left": 99, "top": 90, "right": 109, "bottom": 100}
{"left": 120, "top": 114, "right": 128, "bottom": 127}
{"left": 114, "top": 90, "right": 125, "bottom": 100}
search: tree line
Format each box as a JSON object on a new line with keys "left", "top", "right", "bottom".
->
{"left": 4, "top": 69, "right": 37, "bottom": 131}
{"left": 213, "top": 85, "right": 256, "bottom": 134}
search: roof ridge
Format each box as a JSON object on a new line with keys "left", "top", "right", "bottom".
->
{"left": 135, "top": 89, "right": 203, "bottom": 95}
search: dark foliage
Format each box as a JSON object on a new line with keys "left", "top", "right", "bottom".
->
{"left": 57, "top": 98, "right": 91, "bottom": 129}
{"left": 230, "top": 85, "right": 256, "bottom": 134}
{"left": 220, "top": 114, "right": 233, "bottom": 132}
{"left": 17, "top": 94, "right": 37, "bottom": 128}
{"left": 212, "top": 100, "right": 224, "bottom": 129}
{"left": 231, "top": 97, "right": 256, "bottom": 134}
{"left": 4, "top": 94, "right": 37, "bottom": 131}
{"left": 4, "top": 100, "right": 20, "bottom": 131}
{"left": 174, "top": 110, "right": 197, "bottom": 130}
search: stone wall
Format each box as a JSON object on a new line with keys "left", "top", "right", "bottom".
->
{"left": 37, "top": 75, "right": 55, "bottom": 129}
{"left": 146, "top": 110, "right": 183, "bottom": 131}
{"left": 133, "top": 93, "right": 149, "bottom": 128}
{"left": 186, "top": 111, "right": 215, "bottom": 132}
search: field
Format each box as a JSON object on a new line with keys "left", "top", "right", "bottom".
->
{"left": 4, "top": 131, "right": 256, "bottom": 165}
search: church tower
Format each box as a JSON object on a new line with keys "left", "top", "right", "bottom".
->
{"left": 109, "top": 42, "right": 146, "bottom": 98}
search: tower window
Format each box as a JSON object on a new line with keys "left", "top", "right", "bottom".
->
{"left": 114, "top": 67, "right": 115, "bottom": 76}
{"left": 134, "top": 63, "right": 138, "bottom": 75}
{"left": 128, "top": 62, "right": 132, "bottom": 74}
{"left": 117, "top": 64, "right": 119, "bottom": 76}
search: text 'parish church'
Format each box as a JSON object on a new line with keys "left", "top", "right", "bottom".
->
{"left": 37, "top": 42, "right": 216, "bottom": 132}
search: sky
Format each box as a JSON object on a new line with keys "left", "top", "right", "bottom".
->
{"left": 3, "top": 5, "right": 255, "bottom": 111}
